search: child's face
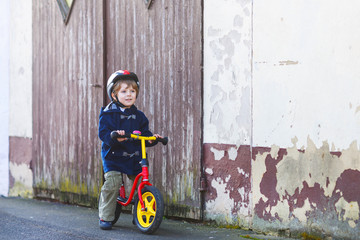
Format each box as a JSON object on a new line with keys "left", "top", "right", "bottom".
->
{"left": 113, "top": 83, "right": 137, "bottom": 108}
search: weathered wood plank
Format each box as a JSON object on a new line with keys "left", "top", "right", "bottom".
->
{"left": 33, "top": 0, "right": 104, "bottom": 207}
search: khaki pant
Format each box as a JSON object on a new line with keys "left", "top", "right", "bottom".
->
{"left": 98, "top": 171, "right": 135, "bottom": 221}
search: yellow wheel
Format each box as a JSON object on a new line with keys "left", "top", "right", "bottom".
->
{"left": 133, "top": 186, "right": 164, "bottom": 234}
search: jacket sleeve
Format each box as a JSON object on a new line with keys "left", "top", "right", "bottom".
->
{"left": 98, "top": 112, "right": 125, "bottom": 148}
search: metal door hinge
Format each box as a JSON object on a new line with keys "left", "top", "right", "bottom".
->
{"left": 199, "top": 177, "right": 207, "bottom": 192}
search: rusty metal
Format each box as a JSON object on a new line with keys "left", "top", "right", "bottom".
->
{"left": 199, "top": 177, "right": 207, "bottom": 192}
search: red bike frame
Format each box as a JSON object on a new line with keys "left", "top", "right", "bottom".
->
{"left": 116, "top": 135, "right": 156, "bottom": 211}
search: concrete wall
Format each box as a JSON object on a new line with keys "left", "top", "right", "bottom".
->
{"left": 8, "top": 0, "right": 33, "bottom": 198}
{"left": 0, "top": 0, "right": 10, "bottom": 197}
{"left": 203, "top": 0, "right": 360, "bottom": 239}
{"left": 252, "top": 1, "right": 360, "bottom": 239}
{"left": 203, "top": 0, "right": 253, "bottom": 226}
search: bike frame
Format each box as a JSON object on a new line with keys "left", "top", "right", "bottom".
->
{"left": 116, "top": 134, "right": 157, "bottom": 211}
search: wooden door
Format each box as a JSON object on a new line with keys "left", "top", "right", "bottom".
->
{"left": 105, "top": 0, "right": 203, "bottom": 219}
{"left": 32, "top": 0, "right": 105, "bottom": 207}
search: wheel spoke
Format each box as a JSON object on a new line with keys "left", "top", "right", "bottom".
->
{"left": 144, "top": 211, "right": 152, "bottom": 223}
{"left": 144, "top": 197, "right": 151, "bottom": 206}
{"left": 147, "top": 198, "right": 156, "bottom": 214}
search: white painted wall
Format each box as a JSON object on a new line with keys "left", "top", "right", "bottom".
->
{"left": 203, "top": 0, "right": 253, "bottom": 226}
{"left": 0, "top": 0, "right": 32, "bottom": 197}
{"left": 203, "top": 0, "right": 360, "bottom": 233}
{"left": 204, "top": 0, "right": 360, "bottom": 150}
{"left": 253, "top": 0, "right": 360, "bottom": 150}
{"left": 7, "top": 0, "right": 33, "bottom": 197}
{"left": 203, "top": 0, "right": 253, "bottom": 146}
{"left": 0, "top": 0, "right": 10, "bottom": 196}
{"left": 9, "top": 0, "right": 33, "bottom": 138}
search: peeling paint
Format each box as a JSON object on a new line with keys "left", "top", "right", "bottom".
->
{"left": 228, "top": 147, "right": 238, "bottom": 160}
{"left": 204, "top": 143, "right": 251, "bottom": 227}
{"left": 252, "top": 139, "right": 360, "bottom": 239}
{"left": 291, "top": 198, "right": 312, "bottom": 223}
{"left": 205, "top": 168, "right": 214, "bottom": 175}
{"left": 269, "top": 198, "right": 290, "bottom": 221}
{"left": 335, "top": 198, "right": 359, "bottom": 222}
{"left": 9, "top": 162, "right": 33, "bottom": 197}
{"left": 278, "top": 60, "right": 299, "bottom": 66}
{"left": 206, "top": 178, "right": 235, "bottom": 215}
{"left": 204, "top": 138, "right": 360, "bottom": 239}
{"left": 8, "top": 137, "right": 33, "bottom": 198}
{"left": 210, "top": 147, "right": 225, "bottom": 161}
{"left": 204, "top": 0, "right": 252, "bottom": 146}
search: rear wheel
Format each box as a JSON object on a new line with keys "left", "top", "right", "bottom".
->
{"left": 112, "top": 203, "right": 121, "bottom": 225}
{"left": 133, "top": 186, "right": 164, "bottom": 234}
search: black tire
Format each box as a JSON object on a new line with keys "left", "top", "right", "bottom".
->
{"left": 112, "top": 203, "right": 122, "bottom": 225}
{"left": 133, "top": 186, "right": 164, "bottom": 234}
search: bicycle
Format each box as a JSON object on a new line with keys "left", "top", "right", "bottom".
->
{"left": 109, "top": 131, "right": 168, "bottom": 234}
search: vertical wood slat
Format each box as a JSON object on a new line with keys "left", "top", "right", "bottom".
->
{"left": 105, "top": 0, "right": 202, "bottom": 219}
{"left": 32, "top": 0, "right": 104, "bottom": 206}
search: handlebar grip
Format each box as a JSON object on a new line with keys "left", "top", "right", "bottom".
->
{"left": 111, "top": 131, "right": 168, "bottom": 145}
{"left": 110, "top": 131, "right": 130, "bottom": 140}
{"left": 158, "top": 137, "right": 168, "bottom": 145}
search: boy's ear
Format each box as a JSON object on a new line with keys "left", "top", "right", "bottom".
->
{"left": 111, "top": 92, "right": 116, "bottom": 101}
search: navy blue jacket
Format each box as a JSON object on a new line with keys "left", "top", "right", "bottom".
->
{"left": 98, "top": 103, "right": 154, "bottom": 175}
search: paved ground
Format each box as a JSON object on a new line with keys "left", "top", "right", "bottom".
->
{"left": 0, "top": 197, "right": 296, "bottom": 240}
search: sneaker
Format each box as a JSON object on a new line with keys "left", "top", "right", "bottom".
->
{"left": 117, "top": 196, "right": 135, "bottom": 204}
{"left": 99, "top": 219, "right": 112, "bottom": 230}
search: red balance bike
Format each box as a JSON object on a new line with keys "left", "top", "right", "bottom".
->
{"left": 110, "top": 131, "right": 168, "bottom": 234}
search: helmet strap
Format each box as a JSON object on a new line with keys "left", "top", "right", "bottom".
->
{"left": 113, "top": 95, "right": 126, "bottom": 108}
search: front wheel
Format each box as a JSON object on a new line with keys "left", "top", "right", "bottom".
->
{"left": 133, "top": 186, "right": 164, "bottom": 234}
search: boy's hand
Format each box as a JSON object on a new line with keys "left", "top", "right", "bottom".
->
{"left": 149, "top": 134, "right": 163, "bottom": 144}
{"left": 116, "top": 130, "right": 127, "bottom": 142}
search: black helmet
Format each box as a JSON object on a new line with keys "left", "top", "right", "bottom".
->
{"left": 106, "top": 70, "right": 140, "bottom": 101}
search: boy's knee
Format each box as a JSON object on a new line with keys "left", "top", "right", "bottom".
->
{"left": 103, "top": 171, "right": 123, "bottom": 190}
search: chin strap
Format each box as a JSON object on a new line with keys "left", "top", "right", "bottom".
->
{"left": 112, "top": 97, "right": 135, "bottom": 109}
{"left": 113, "top": 96, "right": 126, "bottom": 108}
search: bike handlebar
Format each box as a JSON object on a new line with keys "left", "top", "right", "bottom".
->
{"left": 110, "top": 131, "right": 168, "bottom": 146}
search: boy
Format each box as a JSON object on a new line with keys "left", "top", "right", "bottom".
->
{"left": 98, "top": 70, "right": 162, "bottom": 230}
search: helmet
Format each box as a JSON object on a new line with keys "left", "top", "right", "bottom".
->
{"left": 106, "top": 70, "right": 140, "bottom": 101}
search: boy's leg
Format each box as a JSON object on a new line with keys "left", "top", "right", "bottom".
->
{"left": 99, "top": 171, "right": 123, "bottom": 222}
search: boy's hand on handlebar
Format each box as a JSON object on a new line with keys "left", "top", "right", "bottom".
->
{"left": 115, "top": 130, "right": 127, "bottom": 142}
{"left": 110, "top": 131, "right": 168, "bottom": 145}
{"left": 149, "top": 134, "right": 163, "bottom": 144}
